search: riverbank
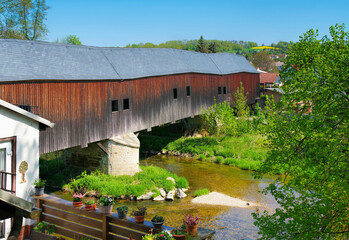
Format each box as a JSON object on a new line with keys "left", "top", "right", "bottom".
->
{"left": 63, "top": 166, "right": 189, "bottom": 199}
{"left": 140, "top": 130, "right": 266, "bottom": 171}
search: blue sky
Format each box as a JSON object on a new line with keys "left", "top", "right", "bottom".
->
{"left": 46, "top": 0, "right": 349, "bottom": 47}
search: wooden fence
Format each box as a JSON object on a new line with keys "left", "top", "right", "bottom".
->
{"left": 33, "top": 194, "right": 172, "bottom": 240}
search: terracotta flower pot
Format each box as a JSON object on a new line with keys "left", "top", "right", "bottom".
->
{"left": 73, "top": 201, "right": 83, "bottom": 207}
{"left": 134, "top": 215, "right": 145, "bottom": 223}
{"left": 170, "top": 229, "right": 186, "bottom": 240}
{"left": 99, "top": 205, "right": 113, "bottom": 214}
{"left": 85, "top": 203, "right": 96, "bottom": 211}
{"left": 185, "top": 223, "right": 198, "bottom": 237}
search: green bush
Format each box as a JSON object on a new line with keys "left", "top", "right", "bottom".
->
{"left": 66, "top": 166, "right": 188, "bottom": 197}
{"left": 193, "top": 188, "right": 210, "bottom": 197}
{"left": 176, "top": 177, "right": 189, "bottom": 189}
{"left": 215, "top": 156, "right": 224, "bottom": 164}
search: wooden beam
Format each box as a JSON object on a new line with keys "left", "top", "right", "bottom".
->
{"left": 0, "top": 189, "right": 32, "bottom": 211}
{"left": 97, "top": 142, "right": 110, "bottom": 156}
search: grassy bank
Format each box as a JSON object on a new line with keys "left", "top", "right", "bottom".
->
{"left": 163, "top": 134, "right": 266, "bottom": 171}
{"left": 64, "top": 166, "right": 189, "bottom": 197}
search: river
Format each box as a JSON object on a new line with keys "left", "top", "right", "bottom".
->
{"left": 138, "top": 155, "right": 277, "bottom": 240}
{"left": 54, "top": 155, "right": 277, "bottom": 239}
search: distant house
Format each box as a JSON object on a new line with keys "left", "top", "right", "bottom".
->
{"left": 0, "top": 99, "right": 53, "bottom": 239}
{"left": 260, "top": 72, "right": 279, "bottom": 94}
{"left": 265, "top": 87, "right": 284, "bottom": 102}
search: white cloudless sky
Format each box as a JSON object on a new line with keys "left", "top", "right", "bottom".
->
{"left": 46, "top": 0, "right": 349, "bottom": 47}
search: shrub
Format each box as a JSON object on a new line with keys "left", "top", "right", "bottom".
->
{"left": 162, "top": 179, "right": 175, "bottom": 192}
{"left": 215, "top": 156, "right": 224, "bottom": 164}
{"left": 66, "top": 166, "right": 188, "bottom": 197}
{"left": 176, "top": 177, "right": 189, "bottom": 189}
{"left": 193, "top": 188, "right": 210, "bottom": 197}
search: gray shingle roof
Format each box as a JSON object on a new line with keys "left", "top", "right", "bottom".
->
{"left": 0, "top": 39, "right": 258, "bottom": 82}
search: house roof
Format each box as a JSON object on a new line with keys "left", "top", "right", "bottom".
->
{"left": 265, "top": 87, "right": 285, "bottom": 94}
{"left": 260, "top": 72, "right": 279, "bottom": 84}
{"left": 0, "top": 99, "right": 54, "bottom": 128}
{"left": 0, "top": 39, "right": 258, "bottom": 82}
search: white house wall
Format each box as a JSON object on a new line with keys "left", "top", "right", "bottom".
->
{"left": 0, "top": 106, "right": 40, "bottom": 236}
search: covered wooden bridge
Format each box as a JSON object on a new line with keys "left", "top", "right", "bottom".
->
{"left": 0, "top": 39, "right": 259, "bottom": 155}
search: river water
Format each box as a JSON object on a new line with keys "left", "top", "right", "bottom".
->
{"left": 138, "top": 155, "right": 277, "bottom": 240}
{"left": 54, "top": 155, "right": 277, "bottom": 239}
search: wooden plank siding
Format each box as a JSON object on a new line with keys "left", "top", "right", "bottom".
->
{"left": 0, "top": 72, "right": 259, "bottom": 154}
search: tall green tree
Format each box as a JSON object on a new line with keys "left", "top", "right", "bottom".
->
{"left": 253, "top": 24, "right": 349, "bottom": 239}
{"left": 208, "top": 41, "right": 217, "bottom": 53}
{"left": 195, "top": 35, "right": 207, "bottom": 53}
{"left": 0, "top": 0, "right": 49, "bottom": 40}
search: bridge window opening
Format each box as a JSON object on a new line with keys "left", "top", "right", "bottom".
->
{"left": 123, "top": 98, "right": 130, "bottom": 110}
{"left": 173, "top": 88, "right": 178, "bottom": 99}
{"left": 111, "top": 100, "right": 118, "bottom": 112}
{"left": 218, "top": 87, "right": 222, "bottom": 95}
{"left": 186, "top": 86, "right": 191, "bottom": 97}
{"left": 223, "top": 86, "right": 227, "bottom": 94}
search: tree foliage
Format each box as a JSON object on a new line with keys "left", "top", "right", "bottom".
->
{"left": 55, "top": 34, "right": 82, "bottom": 45}
{"left": 249, "top": 51, "right": 277, "bottom": 72}
{"left": 253, "top": 24, "right": 349, "bottom": 239}
{"left": 200, "top": 82, "right": 264, "bottom": 137}
{"left": 0, "top": 0, "right": 49, "bottom": 40}
{"left": 196, "top": 35, "right": 207, "bottom": 53}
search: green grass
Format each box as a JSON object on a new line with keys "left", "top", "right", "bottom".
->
{"left": 64, "top": 166, "right": 189, "bottom": 197}
{"left": 163, "top": 133, "right": 266, "bottom": 171}
{"left": 193, "top": 188, "right": 210, "bottom": 197}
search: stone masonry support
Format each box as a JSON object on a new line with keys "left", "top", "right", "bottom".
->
{"left": 64, "top": 133, "right": 140, "bottom": 176}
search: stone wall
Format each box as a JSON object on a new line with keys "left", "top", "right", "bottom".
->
{"left": 64, "top": 133, "right": 140, "bottom": 176}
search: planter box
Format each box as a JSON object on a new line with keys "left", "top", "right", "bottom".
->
{"left": 30, "top": 231, "right": 57, "bottom": 240}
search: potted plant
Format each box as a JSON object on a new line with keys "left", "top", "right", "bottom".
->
{"left": 84, "top": 198, "right": 96, "bottom": 211}
{"left": 33, "top": 178, "right": 46, "bottom": 196}
{"left": 184, "top": 213, "right": 199, "bottom": 237}
{"left": 116, "top": 205, "right": 129, "bottom": 219}
{"left": 72, "top": 193, "right": 83, "bottom": 207}
{"left": 131, "top": 206, "right": 147, "bottom": 223}
{"left": 31, "top": 222, "right": 57, "bottom": 240}
{"left": 99, "top": 196, "right": 114, "bottom": 214}
{"left": 153, "top": 231, "right": 173, "bottom": 240}
{"left": 170, "top": 229, "right": 186, "bottom": 240}
{"left": 151, "top": 215, "right": 165, "bottom": 229}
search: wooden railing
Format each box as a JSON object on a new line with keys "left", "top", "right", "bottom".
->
{"left": 0, "top": 170, "right": 15, "bottom": 193}
{"left": 33, "top": 194, "right": 172, "bottom": 240}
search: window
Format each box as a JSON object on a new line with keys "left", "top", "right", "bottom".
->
{"left": 223, "top": 86, "right": 227, "bottom": 94}
{"left": 173, "top": 88, "right": 178, "bottom": 99}
{"left": 218, "top": 87, "right": 222, "bottom": 95}
{"left": 111, "top": 100, "right": 118, "bottom": 112}
{"left": 186, "top": 86, "right": 191, "bottom": 97}
{"left": 16, "top": 104, "right": 39, "bottom": 115}
{"left": 0, "top": 221, "right": 4, "bottom": 238}
{"left": 123, "top": 98, "right": 130, "bottom": 110}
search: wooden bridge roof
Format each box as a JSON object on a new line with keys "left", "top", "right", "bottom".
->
{"left": 0, "top": 39, "right": 258, "bottom": 82}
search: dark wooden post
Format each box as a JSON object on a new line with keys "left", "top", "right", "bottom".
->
{"left": 36, "top": 198, "right": 42, "bottom": 223}
{"left": 102, "top": 215, "right": 110, "bottom": 240}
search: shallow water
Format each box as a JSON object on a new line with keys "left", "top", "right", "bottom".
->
{"left": 54, "top": 155, "right": 277, "bottom": 239}
{"left": 140, "top": 155, "right": 277, "bottom": 239}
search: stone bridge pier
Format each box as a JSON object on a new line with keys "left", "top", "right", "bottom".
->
{"left": 64, "top": 133, "right": 140, "bottom": 176}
